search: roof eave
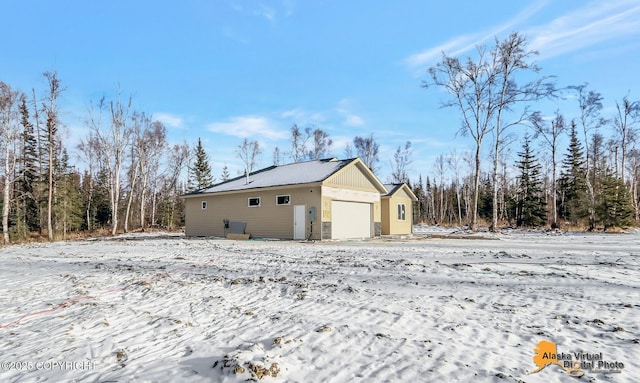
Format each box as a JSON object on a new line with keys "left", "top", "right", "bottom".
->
{"left": 181, "top": 182, "right": 324, "bottom": 198}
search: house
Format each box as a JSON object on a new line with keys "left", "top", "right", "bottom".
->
{"left": 183, "top": 158, "right": 391, "bottom": 240}
{"left": 381, "top": 183, "right": 418, "bottom": 235}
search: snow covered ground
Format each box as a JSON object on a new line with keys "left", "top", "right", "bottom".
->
{"left": 1, "top": 229, "right": 638, "bottom": 382}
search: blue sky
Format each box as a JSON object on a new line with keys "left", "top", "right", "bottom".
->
{"left": 3, "top": 0, "right": 640, "bottom": 182}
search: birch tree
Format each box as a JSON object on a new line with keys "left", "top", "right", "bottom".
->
{"left": 613, "top": 95, "right": 639, "bottom": 184}
{"left": 530, "top": 111, "right": 566, "bottom": 228}
{"left": 447, "top": 150, "right": 466, "bottom": 225}
{"left": 123, "top": 111, "right": 144, "bottom": 233}
{"left": 570, "top": 84, "right": 607, "bottom": 229}
{"left": 138, "top": 120, "right": 166, "bottom": 231}
{"left": 353, "top": 134, "right": 379, "bottom": 172}
{"left": 426, "top": 32, "right": 553, "bottom": 231}
{"left": 0, "top": 82, "right": 20, "bottom": 244}
{"left": 290, "top": 124, "right": 310, "bottom": 163}
{"left": 107, "top": 93, "right": 131, "bottom": 235}
{"left": 308, "top": 128, "right": 333, "bottom": 160}
{"left": 77, "top": 132, "right": 101, "bottom": 231}
{"left": 390, "top": 141, "right": 412, "bottom": 184}
{"left": 87, "top": 90, "right": 132, "bottom": 235}
{"left": 488, "top": 33, "right": 554, "bottom": 232}
{"left": 425, "top": 46, "right": 496, "bottom": 231}
{"left": 42, "top": 71, "right": 63, "bottom": 240}
{"left": 236, "top": 138, "right": 261, "bottom": 174}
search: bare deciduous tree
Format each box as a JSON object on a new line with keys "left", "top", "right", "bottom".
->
{"left": 434, "top": 154, "right": 447, "bottom": 224}
{"left": 237, "top": 138, "right": 261, "bottom": 174}
{"left": 447, "top": 150, "right": 466, "bottom": 225}
{"left": 343, "top": 142, "right": 353, "bottom": 158}
{"left": 426, "top": 32, "right": 553, "bottom": 231}
{"left": 43, "top": 71, "right": 63, "bottom": 240}
{"left": 570, "top": 84, "right": 607, "bottom": 229}
{"left": 290, "top": 124, "right": 310, "bottom": 163}
{"left": 77, "top": 132, "right": 101, "bottom": 231}
{"left": 614, "top": 94, "right": 639, "bottom": 183}
{"left": 139, "top": 120, "right": 166, "bottom": 231}
{"left": 308, "top": 128, "right": 333, "bottom": 160}
{"left": 273, "top": 146, "right": 282, "bottom": 166}
{"left": 353, "top": 134, "right": 379, "bottom": 172}
{"left": 426, "top": 47, "right": 495, "bottom": 231}
{"left": 159, "top": 142, "right": 189, "bottom": 229}
{"left": 390, "top": 141, "right": 412, "bottom": 184}
{"left": 0, "top": 82, "right": 21, "bottom": 244}
{"left": 88, "top": 89, "right": 132, "bottom": 235}
{"left": 530, "top": 111, "right": 566, "bottom": 228}
{"left": 488, "top": 33, "right": 554, "bottom": 232}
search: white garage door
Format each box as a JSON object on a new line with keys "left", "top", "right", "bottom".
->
{"left": 331, "top": 201, "right": 372, "bottom": 239}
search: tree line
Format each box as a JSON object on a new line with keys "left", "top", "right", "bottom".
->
{"left": 0, "top": 71, "right": 388, "bottom": 245}
{"left": 417, "top": 32, "right": 639, "bottom": 231}
{"left": 0, "top": 74, "right": 189, "bottom": 244}
{"left": 2, "top": 32, "right": 639, "bottom": 245}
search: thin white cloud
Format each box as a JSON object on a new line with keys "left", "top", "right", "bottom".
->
{"left": 280, "top": 108, "right": 326, "bottom": 123}
{"left": 345, "top": 115, "right": 364, "bottom": 127}
{"left": 336, "top": 98, "right": 365, "bottom": 127}
{"left": 222, "top": 27, "right": 249, "bottom": 44}
{"left": 154, "top": 112, "right": 184, "bottom": 129}
{"left": 257, "top": 4, "right": 276, "bottom": 21}
{"left": 404, "top": 0, "right": 549, "bottom": 72}
{"left": 282, "top": 0, "right": 295, "bottom": 17}
{"left": 405, "top": 0, "right": 640, "bottom": 74}
{"left": 207, "top": 116, "right": 287, "bottom": 140}
{"left": 527, "top": 1, "right": 640, "bottom": 60}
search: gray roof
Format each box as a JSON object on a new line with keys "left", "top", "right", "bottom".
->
{"left": 383, "top": 183, "right": 403, "bottom": 196}
{"left": 382, "top": 182, "right": 418, "bottom": 201}
{"left": 189, "top": 158, "right": 355, "bottom": 195}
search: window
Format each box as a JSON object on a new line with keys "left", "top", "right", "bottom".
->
{"left": 276, "top": 195, "right": 291, "bottom": 205}
{"left": 201, "top": 201, "right": 207, "bottom": 210}
{"left": 248, "top": 197, "right": 261, "bottom": 207}
{"left": 397, "top": 203, "right": 406, "bottom": 220}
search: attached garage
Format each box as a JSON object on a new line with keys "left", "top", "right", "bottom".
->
{"left": 330, "top": 200, "right": 372, "bottom": 239}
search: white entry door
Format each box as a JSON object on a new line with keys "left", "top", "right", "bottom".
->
{"left": 293, "top": 205, "right": 306, "bottom": 240}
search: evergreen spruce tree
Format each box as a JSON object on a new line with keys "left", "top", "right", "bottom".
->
{"left": 54, "top": 149, "right": 84, "bottom": 239}
{"left": 559, "top": 121, "right": 589, "bottom": 226}
{"left": 16, "top": 96, "right": 40, "bottom": 236}
{"left": 514, "top": 136, "right": 547, "bottom": 227}
{"left": 596, "top": 168, "right": 633, "bottom": 230}
{"left": 412, "top": 174, "right": 425, "bottom": 223}
{"left": 93, "top": 168, "right": 112, "bottom": 228}
{"left": 189, "top": 138, "right": 214, "bottom": 190}
{"left": 478, "top": 176, "right": 493, "bottom": 222}
{"left": 221, "top": 164, "right": 230, "bottom": 182}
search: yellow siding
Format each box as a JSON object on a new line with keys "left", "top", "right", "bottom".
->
{"left": 321, "top": 197, "right": 332, "bottom": 221}
{"left": 381, "top": 195, "right": 413, "bottom": 235}
{"left": 325, "top": 163, "right": 380, "bottom": 192}
{"left": 185, "top": 186, "right": 322, "bottom": 239}
{"left": 381, "top": 198, "right": 391, "bottom": 234}
{"left": 393, "top": 187, "right": 414, "bottom": 200}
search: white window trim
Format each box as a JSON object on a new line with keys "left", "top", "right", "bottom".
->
{"left": 201, "top": 201, "right": 207, "bottom": 210}
{"left": 276, "top": 194, "right": 291, "bottom": 206}
{"left": 248, "top": 197, "right": 261, "bottom": 207}
{"left": 397, "top": 203, "right": 406, "bottom": 221}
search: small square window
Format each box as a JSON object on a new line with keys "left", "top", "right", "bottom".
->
{"left": 201, "top": 201, "right": 207, "bottom": 210}
{"left": 397, "top": 203, "right": 406, "bottom": 220}
{"left": 248, "top": 197, "right": 261, "bottom": 207}
{"left": 276, "top": 195, "right": 291, "bottom": 205}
